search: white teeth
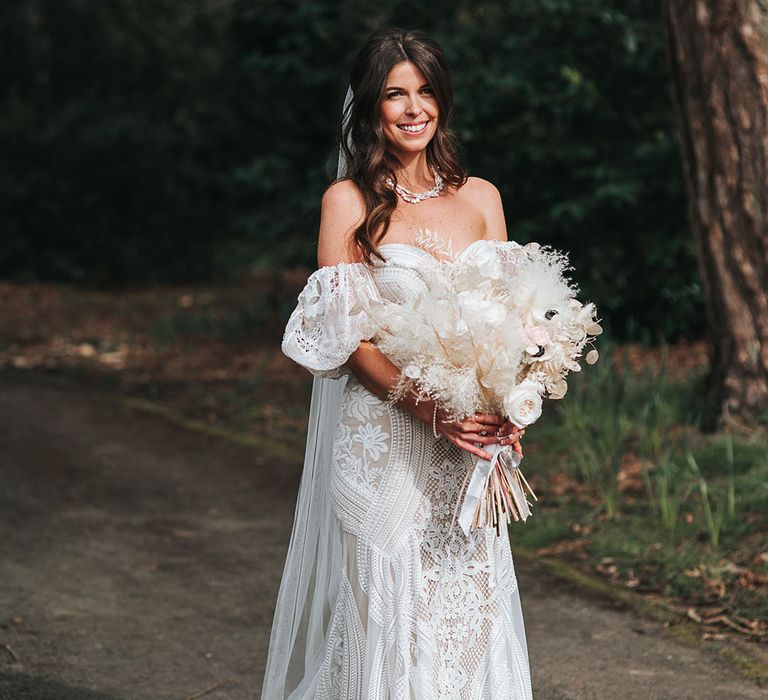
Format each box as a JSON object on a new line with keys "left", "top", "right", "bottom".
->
{"left": 398, "top": 122, "right": 427, "bottom": 132}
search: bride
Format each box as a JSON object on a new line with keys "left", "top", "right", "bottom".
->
{"left": 262, "top": 26, "right": 533, "bottom": 700}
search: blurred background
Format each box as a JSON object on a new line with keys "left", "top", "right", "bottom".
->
{"left": 1, "top": 1, "right": 766, "bottom": 698}
{"left": 1, "top": 0, "right": 698, "bottom": 338}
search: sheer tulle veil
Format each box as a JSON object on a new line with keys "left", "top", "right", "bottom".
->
{"left": 259, "top": 85, "right": 354, "bottom": 699}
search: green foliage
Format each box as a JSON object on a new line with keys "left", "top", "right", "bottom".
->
{"left": 642, "top": 454, "right": 695, "bottom": 534}
{"left": 637, "top": 392, "right": 696, "bottom": 535}
{"left": 1, "top": 0, "right": 245, "bottom": 283}
{"left": 557, "top": 343, "right": 633, "bottom": 517}
{"left": 230, "top": 0, "right": 367, "bottom": 268}
{"left": 554, "top": 340, "right": 745, "bottom": 546}
{"left": 686, "top": 445, "right": 737, "bottom": 549}
{"left": 441, "top": 1, "right": 700, "bottom": 340}
{"left": 516, "top": 348, "right": 767, "bottom": 620}
{"left": 150, "top": 302, "right": 269, "bottom": 344}
{"left": 4, "top": 0, "right": 704, "bottom": 339}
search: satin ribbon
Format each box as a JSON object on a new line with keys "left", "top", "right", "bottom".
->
{"left": 454, "top": 442, "right": 530, "bottom": 537}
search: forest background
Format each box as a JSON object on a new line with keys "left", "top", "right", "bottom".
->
{"left": 1, "top": 0, "right": 699, "bottom": 341}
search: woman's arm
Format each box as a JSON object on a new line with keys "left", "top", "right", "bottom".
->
{"left": 345, "top": 341, "right": 503, "bottom": 461}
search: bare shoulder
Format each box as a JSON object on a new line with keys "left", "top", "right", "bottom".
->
{"left": 463, "top": 176, "right": 507, "bottom": 242}
{"left": 464, "top": 175, "right": 500, "bottom": 199}
{"left": 322, "top": 178, "right": 366, "bottom": 211}
{"left": 318, "top": 179, "right": 366, "bottom": 266}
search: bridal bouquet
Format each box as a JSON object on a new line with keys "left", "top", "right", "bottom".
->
{"left": 368, "top": 231, "right": 602, "bottom": 536}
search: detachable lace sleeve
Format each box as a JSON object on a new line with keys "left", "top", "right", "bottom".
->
{"left": 281, "top": 261, "right": 381, "bottom": 378}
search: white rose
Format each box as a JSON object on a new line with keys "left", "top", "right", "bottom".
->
{"left": 503, "top": 380, "right": 543, "bottom": 428}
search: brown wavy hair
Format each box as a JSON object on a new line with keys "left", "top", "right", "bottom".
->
{"left": 329, "top": 27, "right": 468, "bottom": 264}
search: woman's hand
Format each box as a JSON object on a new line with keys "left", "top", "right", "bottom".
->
{"left": 495, "top": 418, "right": 525, "bottom": 458}
{"left": 435, "top": 410, "right": 505, "bottom": 462}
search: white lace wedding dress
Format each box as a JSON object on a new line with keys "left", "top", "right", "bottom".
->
{"left": 265, "top": 239, "right": 533, "bottom": 700}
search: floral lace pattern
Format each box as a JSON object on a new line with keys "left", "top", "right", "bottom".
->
{"left": 326, "top": 371, "right": 531, "bottom": 698}
{"left": 281, "top": 262, "right": 382, "bottom": 379}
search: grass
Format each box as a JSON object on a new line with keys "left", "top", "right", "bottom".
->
{"left": 515, "top": 337, "right": 768, "bottom": 630}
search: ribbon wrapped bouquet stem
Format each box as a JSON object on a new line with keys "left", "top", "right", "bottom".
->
{"left": 451, "top": 442, "right": 539, "bottom": 537}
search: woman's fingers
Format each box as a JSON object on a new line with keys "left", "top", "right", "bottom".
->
{"left": 473, "top": 413, "right": 504, "bottom": 426}
{"left": 461, "top": 418, "right": 506, "bottom": 437}
{"left": 497, "top": 419, "right": 524, "bottom": 438}
{"left": 446, "top": 415, "right": 526, "bottom": 457}
{"left": 454, "top": 437, "right": 493, "bottom": 461}
{"left": 500, "top": 437, "right": 524, "bottom": 457}
{"left": 462, "top": 432, "right": 498, "bottom": 445}
{"left": 500, "top": 425, "right": 526, "bottom": 439}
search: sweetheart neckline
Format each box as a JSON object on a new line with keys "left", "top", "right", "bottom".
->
{"left": 375, "top": 238, "right": 490, "bottom": 265}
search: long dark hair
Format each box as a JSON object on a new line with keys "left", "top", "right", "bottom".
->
{"left": 330, "top": 27, "right": 468, "bottom": 264}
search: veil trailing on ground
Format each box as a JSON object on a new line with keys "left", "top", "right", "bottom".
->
{"left": 260, "top": 85, "right": 354, "bottom": 700}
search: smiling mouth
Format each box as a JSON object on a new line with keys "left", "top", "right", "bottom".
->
{"left": 397, "top": 121, "right": 429, "bottom": 133}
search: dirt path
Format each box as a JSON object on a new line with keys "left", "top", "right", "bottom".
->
{"left": 0, "top": 371, "right": 764, "bottom": 700}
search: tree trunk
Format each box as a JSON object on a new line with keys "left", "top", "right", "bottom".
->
{"left": 663, "top": 0, "right": 768, "bottom": 431}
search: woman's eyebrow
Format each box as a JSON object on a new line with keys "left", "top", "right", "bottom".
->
{"left": 386, "top": 83, "right": 431, "bottom": 90}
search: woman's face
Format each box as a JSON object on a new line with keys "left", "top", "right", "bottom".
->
{"left": 379, "top": 61, "right": 439, "bottom": 155}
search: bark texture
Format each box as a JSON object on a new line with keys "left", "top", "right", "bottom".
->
{"left": 663, "top": 0, "right": 768, "bottom": 430}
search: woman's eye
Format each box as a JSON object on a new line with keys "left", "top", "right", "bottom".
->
{"left": 386, "top": 88, "right": 433, "bottom": 99}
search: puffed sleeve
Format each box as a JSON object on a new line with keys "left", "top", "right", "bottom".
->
{"left": 281, "top": 261, "right": 381, "bottom": 378}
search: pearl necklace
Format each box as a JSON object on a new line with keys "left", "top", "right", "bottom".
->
{"left": 385, "top": 167, "right": 444, "bottom": 204}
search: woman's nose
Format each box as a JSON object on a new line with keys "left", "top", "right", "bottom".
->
{"left": 405, "top": 95, "right": 424, "bottom": 115}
